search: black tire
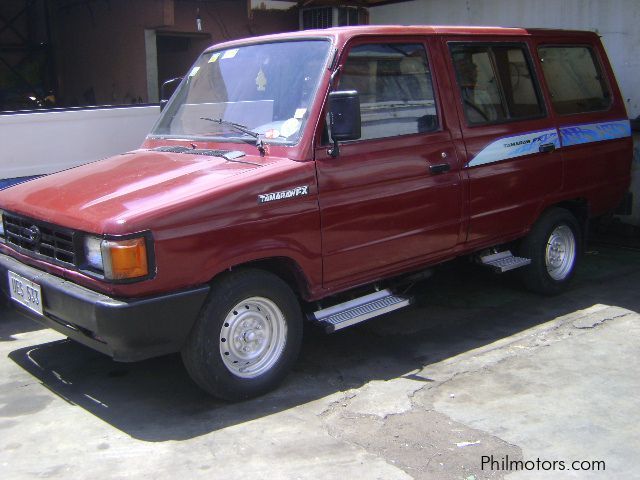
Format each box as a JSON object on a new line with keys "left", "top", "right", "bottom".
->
{"left": 518, "top": 208, "right": 582, "bottom": 295}
{"left": 181, "top": 269, "right": 303, "bottom": 401}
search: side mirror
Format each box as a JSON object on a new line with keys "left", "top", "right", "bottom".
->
{"left": 160, "top": 77, "right": 183, "bottom": 111}
{"left": 328, "top": 90, "right": 361, "bottom": 157}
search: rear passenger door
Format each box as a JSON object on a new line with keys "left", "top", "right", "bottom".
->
{"left": 316, "top": 38, "right": 463, "bottom": 290}
{"left": 445, "top": 39, "right": 562, "bottom": 247}
{"left": 534, "top": 39, "right": 632, "bottom": 216}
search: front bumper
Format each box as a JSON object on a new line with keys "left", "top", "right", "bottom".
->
{"left": 0, "top": 252, "right": 210, "bottom": 361}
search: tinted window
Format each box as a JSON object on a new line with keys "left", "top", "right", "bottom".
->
{"left": 451, "top": 44, "right": 544, "bottom": 125}
{"left": 338, "top": 43, "right": 438, "bottom": 140}
{"left": 538, "top": 46, "right": 611, "bottom": 115}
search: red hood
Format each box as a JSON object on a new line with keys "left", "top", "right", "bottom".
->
{"left": 0, "top": 149, "right": 270, "bottom": 234}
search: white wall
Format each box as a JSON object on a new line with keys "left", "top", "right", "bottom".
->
{"left": 371, "top": 0, "right": 640, "bottom": 118}
{"left": 0, "top": 105, "right": 160, "bottom": 179}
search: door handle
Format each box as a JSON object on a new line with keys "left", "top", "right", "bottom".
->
{"left": 539, "top": 143, "right": 556, "bottom": 153}
{"left": 429, "top": 163, "right": 451, "bottom": 174}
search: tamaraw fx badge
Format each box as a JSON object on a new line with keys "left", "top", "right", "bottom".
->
{"left": 258, "top": 186, "right": 309, "bottom": 204}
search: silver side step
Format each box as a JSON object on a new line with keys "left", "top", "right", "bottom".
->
{"left": 311, "top": 289, "right": 412, "bottom": 333}
{"left": 480, "top": 250, "right": 531, "bottom": 273}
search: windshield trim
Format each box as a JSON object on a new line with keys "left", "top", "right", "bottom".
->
{"left": 202, "top": 36, "right": 335, "bottom": 60}
{"left": 150, "top": 38, "right": 334, "bottom": 148}
{"left": 146, "top": 133, "right": 298, "bottom": 146}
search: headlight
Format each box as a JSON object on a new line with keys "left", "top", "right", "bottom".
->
{"left": 84, "top": 235, "right": 103, "bottom": 270}
{"left": 83, "top": 235, "right": 150, "bottom": 280}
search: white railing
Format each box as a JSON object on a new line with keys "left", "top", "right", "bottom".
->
{"left": 0, "top": 105, "right": 160, "bottom": 180}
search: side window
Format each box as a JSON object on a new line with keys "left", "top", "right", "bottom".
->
{"left": 338, "top": 43, "right": 438, "bottom": 140}
{"left": 451, "top": 44, "right": 544, "bottom": 125}
{"left": 538, "top": 46, "right": 611, "bottom": 115}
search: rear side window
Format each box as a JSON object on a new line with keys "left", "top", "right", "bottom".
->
{"left": 538, "top": 46, "right": 611, "bottom": 115}
{"left": 450, "top": 44, "right": 544, "bottom": 125}
{"left": 338, "top": 43, "right": 438, "bottom": 140}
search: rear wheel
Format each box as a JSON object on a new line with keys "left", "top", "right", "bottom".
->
{"left": 518, "top": 208, "right": 582, "bottom": 295}
{"left": 181, "top": 269, "right": 303, "bottom": 401}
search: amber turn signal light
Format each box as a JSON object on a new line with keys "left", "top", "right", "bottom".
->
{"left": 102, "top": 237, "right": 149, "bottom": 280}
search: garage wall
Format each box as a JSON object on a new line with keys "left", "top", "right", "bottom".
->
{"left": 52, "top": 0, "right": 298, "bottom": 107}
{"left": 370, "top": 0, "right": 640, "bottom": 118}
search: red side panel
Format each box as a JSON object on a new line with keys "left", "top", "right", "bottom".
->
{"left": 530, "top": 33, "right": 632, "bottom": 216}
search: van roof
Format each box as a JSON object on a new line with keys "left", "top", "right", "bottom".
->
{"left": 206, "top": 25, "right": 599, "bottom": 52}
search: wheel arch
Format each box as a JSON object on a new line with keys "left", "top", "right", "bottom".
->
{"left": 547, "top": 198, "right": 590, "bottom": 246}
{"left": 555, "top": 198, "right": 589, "bottom": 226}
{"left": 212, "top": 256, "right": 314, "bottom": 302}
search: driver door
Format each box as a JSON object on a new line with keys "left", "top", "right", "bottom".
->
{"left": 315, "top": 38, "right": 463, "bottom": 291}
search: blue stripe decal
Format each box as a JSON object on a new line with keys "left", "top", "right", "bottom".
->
{"left": 467, "top": 119, "right": 631, "bottom": 168}
{"left": 467, "top": 129, "right": 559, "bottom": 168}
{"left": 559, "top": 119, "right": 631, "bottom": 147}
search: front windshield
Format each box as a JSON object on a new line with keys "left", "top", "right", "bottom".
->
{"left": 150, "top": 39, "right": 331, "bottom": 145}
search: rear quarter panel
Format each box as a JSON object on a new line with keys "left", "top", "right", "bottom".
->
{"left": 531, "top": 32, "right": 632, "bottom": 216}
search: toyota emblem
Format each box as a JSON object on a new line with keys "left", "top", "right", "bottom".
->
{"left": 24, "top": 225, "right": 41, "bottom": 246}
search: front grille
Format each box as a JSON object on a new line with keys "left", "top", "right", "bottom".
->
{"left": 3, "top": 213, "right": 76, "bottom": 266}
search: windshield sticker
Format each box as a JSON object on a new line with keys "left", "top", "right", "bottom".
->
{"left": 264, "top": 129, "right": 280, "bottom": 139}
{"left": 256, "top": 68, "right": 267, "bottom": 91}
{"left": 280, "top": 118, "right": 300, "bottom": 138}
{"left": 294, "top": 108, "right": 307, "bottom": 119}
{"left": 258, "top": 186, "right": 309, "bottom": 204}
{"left": 189, "top": 66, "right": 200, "bottom": 77}
{"left": 208, "top": 52, "right": 221, "bottom": 63}
{"left": 222, "top": 48, "right": 239, "bottom": 59}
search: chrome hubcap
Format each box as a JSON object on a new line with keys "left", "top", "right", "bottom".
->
{"left": 219, "top": 297, "right": 287, "bottom": 378}
{"left": 545, "top": 225, "right": 576, "bottom": 281}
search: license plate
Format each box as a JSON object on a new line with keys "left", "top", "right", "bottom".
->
{"left": 8, "top": 271, "right": 44, "bottom": 316}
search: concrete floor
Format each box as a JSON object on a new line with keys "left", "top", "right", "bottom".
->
{"left": 1, "top": 244, "right": 639, "bottom": 480}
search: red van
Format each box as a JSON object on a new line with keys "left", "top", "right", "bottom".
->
{"left": 0, "top": 26, "right": 632, "bottom": 400}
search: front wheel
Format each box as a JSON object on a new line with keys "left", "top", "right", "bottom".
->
{"left": 518, "top": 208, "right": 582, "bottom": 295}
{"left": 181, "top": 269, "right": 303, "bottom": 401}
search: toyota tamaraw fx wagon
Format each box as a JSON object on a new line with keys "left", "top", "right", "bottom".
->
{"left": 0, "top": 26, "right": 632, "bottom": 400}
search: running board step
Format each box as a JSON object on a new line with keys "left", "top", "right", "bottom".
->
{"left": 311, "top": 289, "right": 412, "bottom": 333}
{"left": 480, "top": 250, "right": 531, "bottom": 273}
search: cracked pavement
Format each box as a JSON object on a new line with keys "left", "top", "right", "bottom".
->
{"left": 1, "top": 244, "right": 639, "bottom": 479}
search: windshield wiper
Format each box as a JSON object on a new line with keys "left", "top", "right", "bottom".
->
{"left": 200, "top": 117, "right": 266, "bottom": 156}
